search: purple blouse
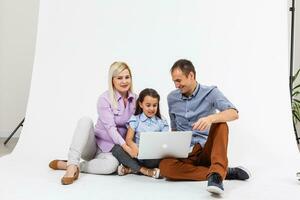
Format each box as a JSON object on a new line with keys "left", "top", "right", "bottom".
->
{"left": 94, "top": 90, "right": 136, "bottom": 152}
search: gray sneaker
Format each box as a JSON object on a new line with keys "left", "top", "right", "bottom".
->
{"left": 225, "top": 166, "right": 251, "bottom": 180}
{"left": 206, "top": 173, "right": 224, "bottom": 195}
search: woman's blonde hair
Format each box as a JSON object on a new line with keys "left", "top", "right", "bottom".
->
{"left": 108, "top": 61, "right": 133, "bottom": 110}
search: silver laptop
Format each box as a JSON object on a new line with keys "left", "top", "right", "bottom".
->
{"left": 137, "top": 131, "right": 192, "bottom": 160}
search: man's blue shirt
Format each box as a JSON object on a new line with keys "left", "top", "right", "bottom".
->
{"left": 167, "top": 83, "right": 237, "bottom": 147}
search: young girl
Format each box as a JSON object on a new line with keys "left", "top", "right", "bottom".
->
{"left": 111, "top": 88, "right": 169, "bottom": 178}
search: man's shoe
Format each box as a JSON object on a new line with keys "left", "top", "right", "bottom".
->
{"left": 225, "top": 166, "right": 251, "bottom": 180}
{"left": 206, "top": 173, "right": 224, "bottom": 195}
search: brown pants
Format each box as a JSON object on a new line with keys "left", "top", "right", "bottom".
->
{"left": 159, "top": 122, "right": 229, "bottom": 181}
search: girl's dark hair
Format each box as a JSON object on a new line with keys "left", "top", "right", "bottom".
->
{"left": 134, "top": 88, "right": 161, "bottom": 119}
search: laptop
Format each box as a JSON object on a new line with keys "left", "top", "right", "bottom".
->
{"left": 137, "top": 131, "right": 192, "bottom": 159}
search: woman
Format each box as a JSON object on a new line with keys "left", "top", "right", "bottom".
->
{"left": 49, "top": 61, "right": 137, "bottom": 185}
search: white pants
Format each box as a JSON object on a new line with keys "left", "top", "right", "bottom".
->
{"left": 67, "top": 117, "right": 119, "bottom": 174}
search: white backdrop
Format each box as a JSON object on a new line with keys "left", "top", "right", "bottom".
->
{"left": 1, "top": 0, "right": 300, "bottom": 199}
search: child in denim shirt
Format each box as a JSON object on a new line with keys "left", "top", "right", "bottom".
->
{"left": 112, "top": 88, "right": 169, "bottom": 178}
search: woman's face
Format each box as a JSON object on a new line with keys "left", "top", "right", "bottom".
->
{"left": 112, "top": 69, "right": 131, "bottom": 95}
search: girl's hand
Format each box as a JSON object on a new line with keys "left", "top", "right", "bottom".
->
{"left": 122, "top": 144, "right": 137, "bottom": 158}
{"left": 131, "top": 143, "right": 139, "bottom": 158}
{"left": 128, "top": 149, "right": 136, "bottom": 158}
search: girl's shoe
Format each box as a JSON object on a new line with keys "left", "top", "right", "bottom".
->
{"left": 151, "top": 168, "right": 160, "bottom": 179}
{"left": 61, "top": 166, "right": 79, "bottom": 185}
{"left": 49, "top": 160, "right": 67, "bottom": 170}
{"left": 145, "top": 168, "right": 160, "bottom": 179}
{"left": 117, "top": 164, "right": 132, "bottom": 176}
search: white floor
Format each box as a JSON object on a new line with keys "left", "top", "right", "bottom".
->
{"left": 0, "top": 135, "right": 300, "bottom": 200}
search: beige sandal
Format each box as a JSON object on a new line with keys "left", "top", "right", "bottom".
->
{"left": 117, "top": 164, "right": 132, "bottom": 176}
{"left": 146, "top": 168, "right": 160, "bottom": 179}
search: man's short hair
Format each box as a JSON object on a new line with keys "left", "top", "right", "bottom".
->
{"left": 171, "top": 59, "right": 196, "bottom": 79}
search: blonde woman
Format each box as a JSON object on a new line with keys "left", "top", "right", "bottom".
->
{"left": 49, "top": 62, "right": 137, "bottom": 185}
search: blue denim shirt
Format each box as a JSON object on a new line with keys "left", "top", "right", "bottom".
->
{"left": 167, "top": 83, "right": 237, "bottom": 147}
{"left": 127, "top": 113, "right": 169, "bottom": 145}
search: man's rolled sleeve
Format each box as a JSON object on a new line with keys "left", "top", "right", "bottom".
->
{"left": 209, "top": 87, "right": 238, "bottom": 112}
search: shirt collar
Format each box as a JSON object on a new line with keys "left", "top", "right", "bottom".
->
{"left": 115, "top": 90, "right": 135, "bottom": 101}
{"left": 140, "top": 112, "right": 157, "bottom": 122}
{"left": 181, "top": 83, "right": 200, "bottom": 100}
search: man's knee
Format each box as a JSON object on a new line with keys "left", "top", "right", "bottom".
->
{"left": 212, "top": 122, "right": 228, "bottom": 129}
{"left": 211, "top": 122, "right": 229, "bottom": 135}
{"left": 219, "top": 122, "right": 228, "bottom": 130}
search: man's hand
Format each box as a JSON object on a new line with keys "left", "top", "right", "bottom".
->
{"left": 192, "top": 109, "right": 239, "bottom": 131}
{"left": 192, "top": 116, "right": 213, "bottom": 131}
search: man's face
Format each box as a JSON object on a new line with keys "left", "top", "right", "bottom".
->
{"left": 171, "top": 68, "right": 195, "bottom": 96}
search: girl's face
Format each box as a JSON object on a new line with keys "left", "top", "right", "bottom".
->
{"left": 112, "top": 69, "right": 131, "bottom": 96}
{"left": 139, "top": 95, "right": 158, "bottom": 118}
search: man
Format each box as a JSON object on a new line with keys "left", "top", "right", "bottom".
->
{"left": 159, "top": 59, "right": 250, "bottom": 195}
